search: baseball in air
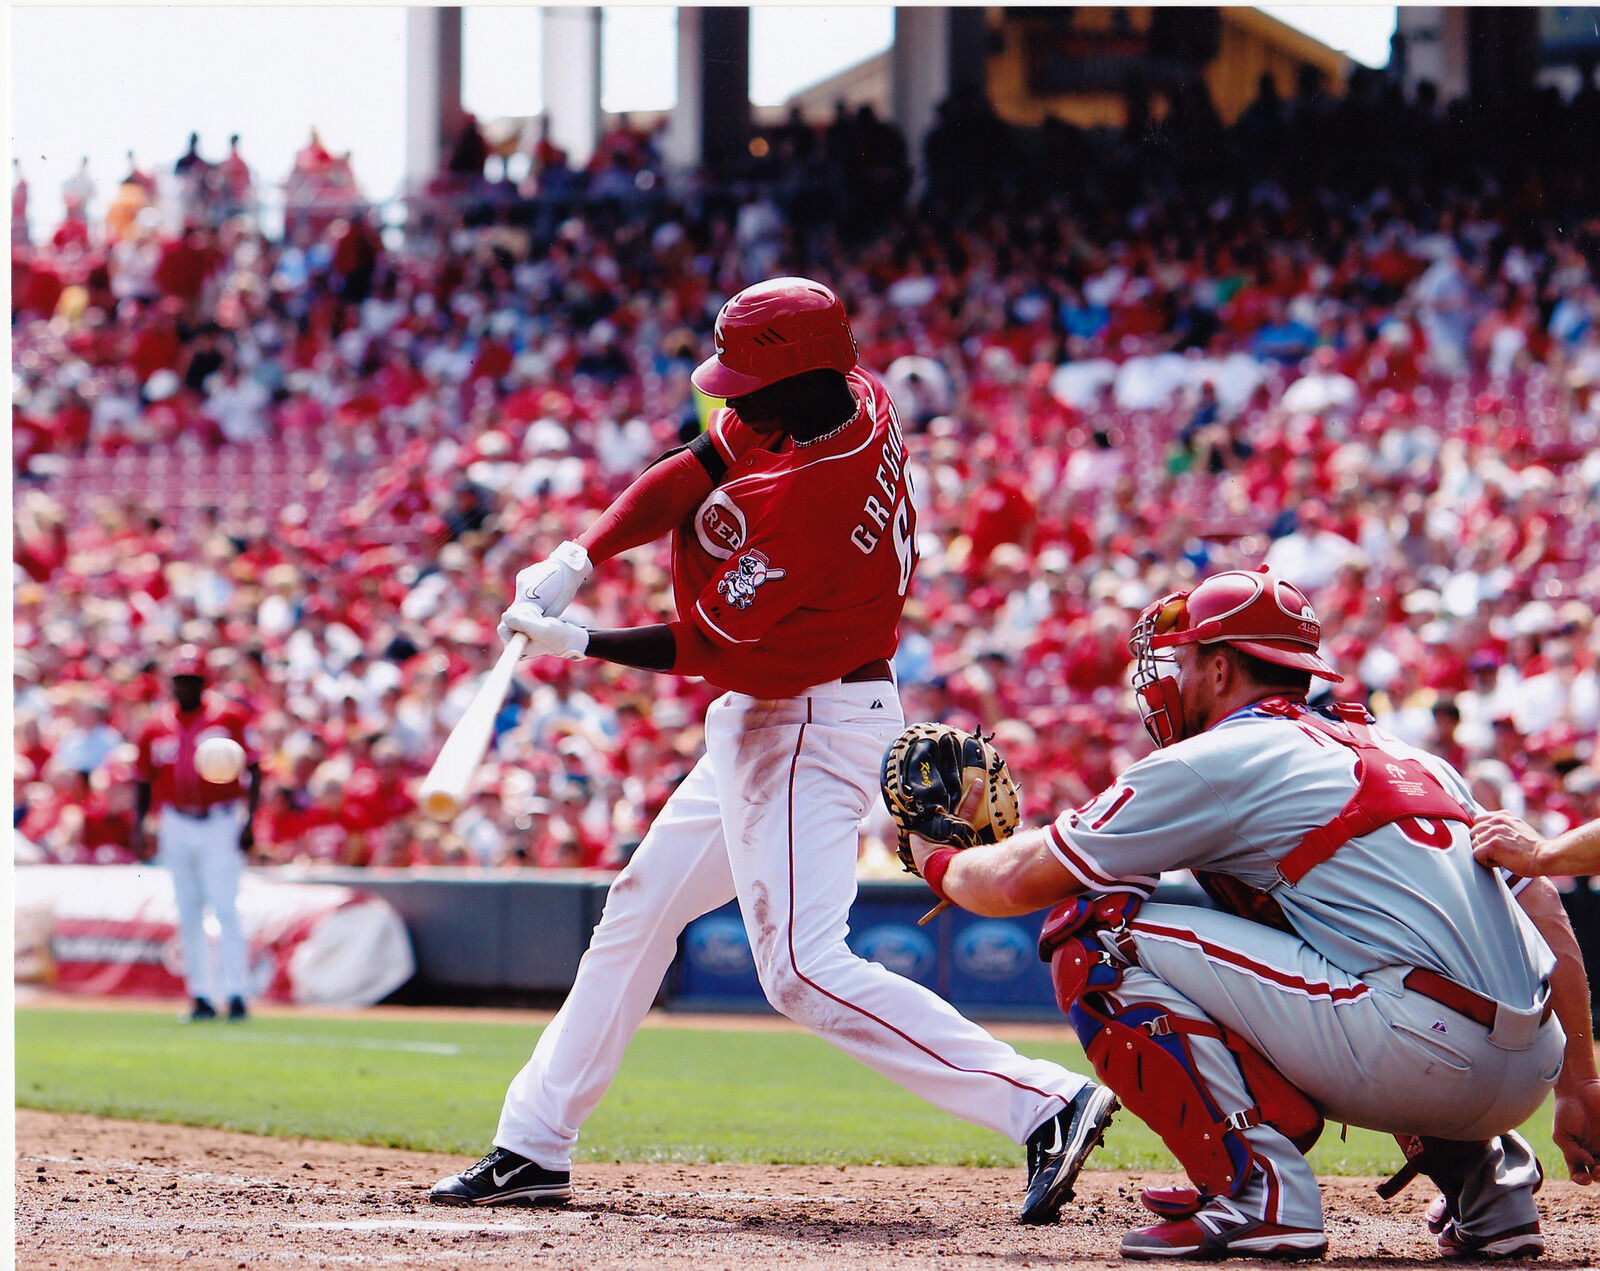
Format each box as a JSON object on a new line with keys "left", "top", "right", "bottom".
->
{"left": 195, "top": 737, "right": 247, "bottom": 784}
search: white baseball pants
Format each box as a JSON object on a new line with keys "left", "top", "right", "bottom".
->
{"left": 157, "top": 804, "right": 250, "bottom": 1003}
{"left": 496, "top": 679, "right": 1084, "bottom": 1169}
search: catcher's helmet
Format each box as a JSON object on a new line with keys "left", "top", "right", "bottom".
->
{"left": 1129, "top": 566, "right": 1343, "bottom": 748}
{"left": 691, "top": 277, "right": 858, "bottom": 399}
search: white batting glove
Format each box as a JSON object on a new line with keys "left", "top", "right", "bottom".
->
{"left": 511, "top": 540, "right": 593, "bottom": 620}
{"left": 498, "top": 607, "right": 590, "bottom": 661}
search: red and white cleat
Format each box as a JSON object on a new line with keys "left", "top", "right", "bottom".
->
{"left": 1120, "top": 1194, "right": 1327, "bottom": 1261}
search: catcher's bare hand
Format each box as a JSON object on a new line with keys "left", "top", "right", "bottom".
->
{"left": 880, "top": 722, "right": 1021, "bottom": 877}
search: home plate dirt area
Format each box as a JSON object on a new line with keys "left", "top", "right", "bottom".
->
{"left": 15, "top": 1110, "right": 1596, "bottom": 1269}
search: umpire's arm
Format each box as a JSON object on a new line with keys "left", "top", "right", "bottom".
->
{"left": 1516, "top": 877, "right": 1600, "bottom": 1184}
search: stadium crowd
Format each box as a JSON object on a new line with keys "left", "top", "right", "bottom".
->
{"left": 12, "top": 79, "right": 1600, "bottom": 877}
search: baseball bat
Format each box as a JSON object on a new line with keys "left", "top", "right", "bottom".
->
{"left": 917, "top": 899, "right": 951, "bottom": 926}
{"left": 418, "top": 633, "right": 527, "bottom": 821}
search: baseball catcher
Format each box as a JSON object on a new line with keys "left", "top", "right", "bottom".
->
{"left": 891, "top": 566, "right": 1596, "bottom": 1261}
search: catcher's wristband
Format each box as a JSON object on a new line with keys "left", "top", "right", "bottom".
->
{"left": 922, "top": 847, "right": 959, "bottom": 905}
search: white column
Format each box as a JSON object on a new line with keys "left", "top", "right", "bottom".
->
{"left": 663, "top": 6, "right": 704, "bottom": 175}
{"left": 891, "top": 7, "right": 952, "bottom": 184}
{"left": 1397, "top": 6, "right": 1470, "bottom": 107}
{"left": 542, "top": 6, "right": 603, "bottom": 170}
{"left": 405, "top": 7, "right": 463, "bottom": 192}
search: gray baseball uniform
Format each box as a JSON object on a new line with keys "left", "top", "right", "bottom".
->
{"left": 1048, "top": 699, "right": 1563, "bottom": 1239}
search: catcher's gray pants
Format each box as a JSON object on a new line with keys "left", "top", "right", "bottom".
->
{"left": 1104, "top": 903, "right": 1563, "bottom": 1235}
{"left": 495, "top": 681, "right": 1085, "bottom": 1170}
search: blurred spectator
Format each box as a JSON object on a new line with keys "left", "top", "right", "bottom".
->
{"left": 12, "top": 157, "right": 29, "bottom": 245}
{"left": 51, "top": 693, "right": 125, "bottom": 776}
{"left": 446, "top": 112, "right": 490, "bottom": 180}
{"left": 216, "top": 134, "right": 254, "bottom": 218}
{"left": 61, "top": 154, "right": 96, "bottom": 222}
{"left": 12, "top": 92, "right": 1600, "bottom": 878}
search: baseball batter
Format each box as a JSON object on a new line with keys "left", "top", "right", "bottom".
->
{"left": 132, "top": 646, "right": 262, "bottom": 1021}
{"left": 905, "top": 568, "right": 1597, "bottom": 1260}
{"left": 431, "top": 277, "right": 1117, "bottom": 1219}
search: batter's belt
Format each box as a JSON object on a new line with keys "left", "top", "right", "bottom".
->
{"left": 167, "top": 801, "right": 240, "bottom": 819}
{"left": 840, "top": 658, "right": 893, "bottom": 684}
{"left": 1403, "top": 967, "right": 1554, "bottom": 1050}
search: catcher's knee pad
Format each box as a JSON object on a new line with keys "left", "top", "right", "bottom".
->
{"left": 1068, "top": 994, "right": 1258, "bottom": 1199}
{"left": 1039, "top": 892, "right": 1143, "bottom": 1012}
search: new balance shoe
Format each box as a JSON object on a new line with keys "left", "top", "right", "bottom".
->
{"left": 1019, "top": 1083, "right": 1119, "bottom": 1224}
{"left": 429, "top": 1147, "right": 572, "bottom": 1207}
{"left": 1435, "top": 1218, "right": 1543, "bottom": 1260}
{"left": 1120, "top": 1194, "right": 1327, "bottom": 1261}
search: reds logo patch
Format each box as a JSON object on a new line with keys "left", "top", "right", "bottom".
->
{"left": 718, "top": 551, "right": 786, "bottom": 610}
{"left": 694, "top": 489, "right": 748, "bottom": 560}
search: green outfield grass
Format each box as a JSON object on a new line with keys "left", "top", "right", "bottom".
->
{"left": 15, "top": 1004, "right": 1559, "bottom": 1176}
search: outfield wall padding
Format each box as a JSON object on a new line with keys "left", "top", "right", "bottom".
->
{"left": 20, "top": 865, "right": 1598, "bottom": 1024}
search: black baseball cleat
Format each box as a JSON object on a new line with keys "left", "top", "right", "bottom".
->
{"left": 429, "top": 1147, "right": 572, "bottom": 1207}
{"left": 187, "top": 998, "right": 218, "bottom": 1022}
{"left": 226, "top": 997, "right": 249, "bottom": 1021}
{"left": 1019, "top": 1083, "right": 1120, "bottom": 1224}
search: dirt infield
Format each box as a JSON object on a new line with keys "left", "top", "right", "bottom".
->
{"left": 16, "top": 1109, "right": 1597, "bottom": 1269}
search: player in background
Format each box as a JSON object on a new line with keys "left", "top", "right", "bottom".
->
{"left": 904, "top": 567, "right": 1599, "bottom": 1259}
{"left": 131, "top": 646, "right": 263, "bottom": 1021}
{"left": 430, "top": 277, "right": 1117, "bottom": 1221}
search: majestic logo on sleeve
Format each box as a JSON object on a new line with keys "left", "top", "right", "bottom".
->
{"left": 718, "top": 551, "right": 786, "bottom": 609}
{"left": 694, "top": 489, "right": 747, "bottom": 560}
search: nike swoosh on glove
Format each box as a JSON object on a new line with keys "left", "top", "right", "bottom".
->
{"left": 511, "top": 540, "right": 593, "bottom": 620}
{"left": 498, "top": 607, "right": 590, "bottom": 660}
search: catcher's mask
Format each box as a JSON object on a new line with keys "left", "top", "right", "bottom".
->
{"left": 1129, "top": 566, "right": 1344, "bottom": 748}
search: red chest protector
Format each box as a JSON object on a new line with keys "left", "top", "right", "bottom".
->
{"left": 1198, "top": 699, "right": 1472, "bottom": 926}
{"left": 1258, "top": 697, "right": 1473, "bottom": 885}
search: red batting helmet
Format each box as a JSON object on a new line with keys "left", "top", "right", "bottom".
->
{"left": 1129, "top": 567, "right": 1343, "bottom": 747}
{"left": 691, "top": 277, "right": 858, "bottom": 399}
{"left": 169, "top": 644, "right": 207, "bottom": 679}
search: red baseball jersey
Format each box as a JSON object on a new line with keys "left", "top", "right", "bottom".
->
{"left": 134, "top": 696, "right": 259, "bottom": 811}
{"left": 674, "top": 367, "right": 917, "bottom": 698}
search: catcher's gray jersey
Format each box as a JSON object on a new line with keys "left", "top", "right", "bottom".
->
{"left": 1048, "top": 701, "right": 1553, "bottom": 1006}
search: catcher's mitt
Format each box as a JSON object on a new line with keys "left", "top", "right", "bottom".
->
{"left": 880, "top": 723, "right": 1021, "bottom": 875}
